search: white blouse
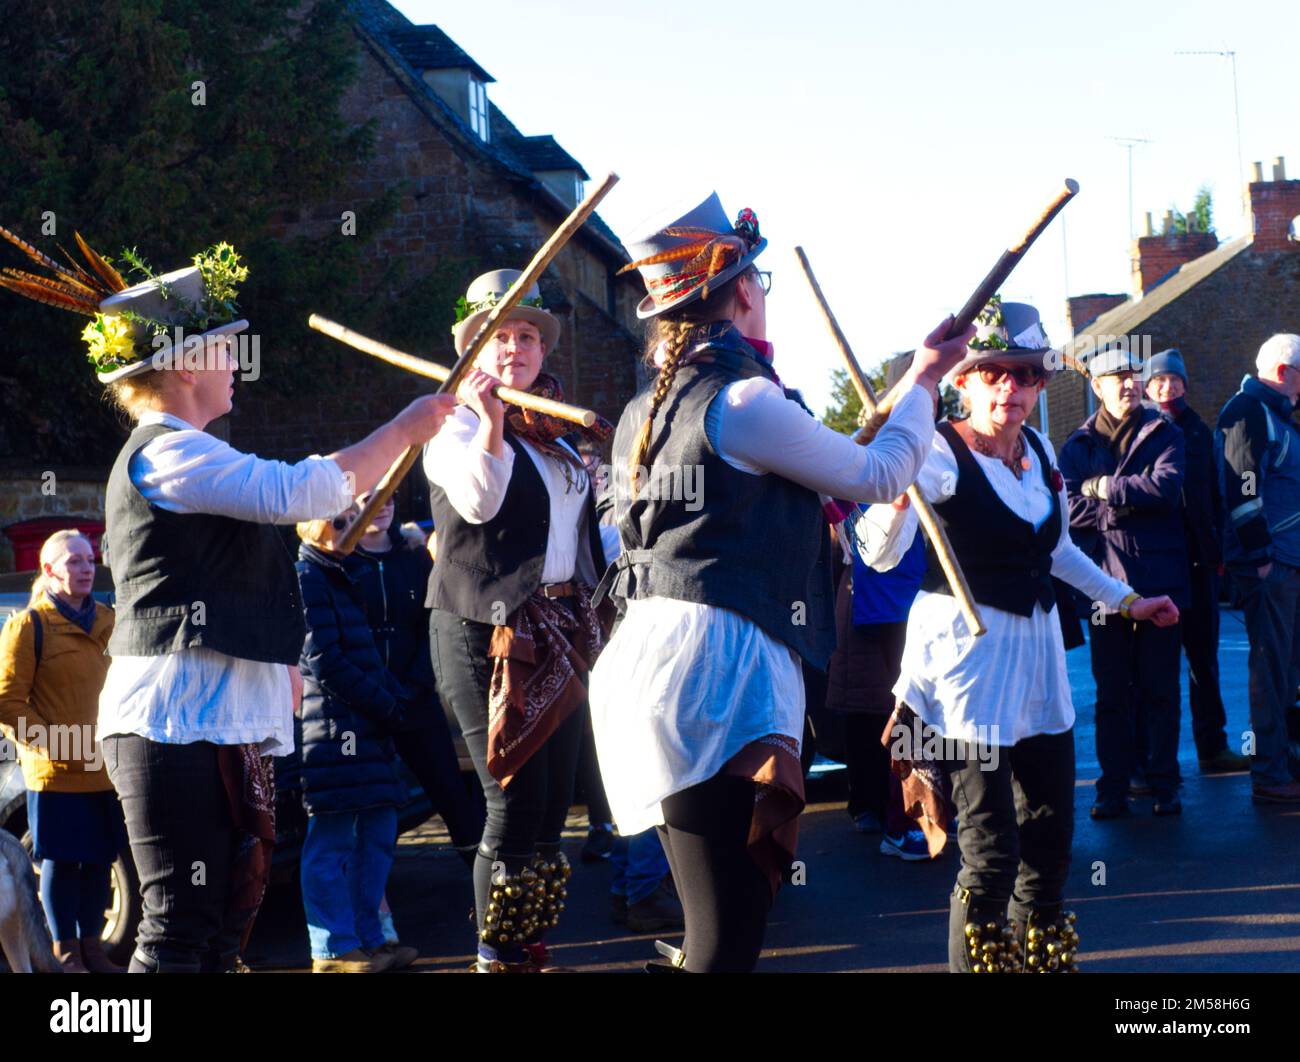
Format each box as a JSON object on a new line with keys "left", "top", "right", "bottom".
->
{"left": 590, "top": 377, "right": 937, "bottom": 836}
{"left": 422, "top": 406, "right": 591, "bottom": 584}
{"left": 853, "top": 426, "right": 1134, "bottom": 745}
{"left": 98, "top": 411, "right": 354, "bottom": 754}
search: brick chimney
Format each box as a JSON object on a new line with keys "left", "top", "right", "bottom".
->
{"left": 1129, "top": 221, "right": 1218, "bottom": 296}
{"left": 1066, "top": 293, "right": 1128, "bottom": 335}
{"left": 1248, "top": 156, "right": 1300, "bottom": 253}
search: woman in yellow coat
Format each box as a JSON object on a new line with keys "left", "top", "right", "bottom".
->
{"left": 0, "top": 529, "right": 124, "bottom": 972}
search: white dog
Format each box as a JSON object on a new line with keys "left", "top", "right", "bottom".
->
{"left": 0, "top": 829, "right": 60, "bottom": 973}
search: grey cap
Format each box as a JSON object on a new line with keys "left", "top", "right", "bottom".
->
{"left": 1088, "top": 345, "right": 1143, "bottom": 378}
{"left": 1146, "top": 348, "right": 1188, "bottom": 384}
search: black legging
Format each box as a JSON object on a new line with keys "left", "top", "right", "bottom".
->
{"left": 656, "top": 771, "right": 772, "bottom": 973}
{"left": 429, "top": 607, "right": 583, "bottom": 940}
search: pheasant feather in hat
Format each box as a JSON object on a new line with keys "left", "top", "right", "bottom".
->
{"left": 0, "top": 224, "right": 249, "bottom": 383}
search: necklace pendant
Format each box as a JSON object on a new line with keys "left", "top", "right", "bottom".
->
{"left": 1021, "top": 456, "right": 1032, "bottom": 472}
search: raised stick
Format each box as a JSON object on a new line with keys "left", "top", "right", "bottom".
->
{"left": 794, "top": 246, "right": 987, "bottom": 637}
{"left": 308, "top": 315, "right": 598, "bottom": 427}
{"left": 857, "top": 179, "right": 1080, "bottom": 445}
{"left": 334, "top": 171, "right": 619, "bottom": 554}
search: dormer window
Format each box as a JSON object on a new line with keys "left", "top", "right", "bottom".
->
{"left": 468, "top": 76, "right": 489, "bottom": 142}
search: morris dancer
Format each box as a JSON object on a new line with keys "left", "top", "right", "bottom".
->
{"left": 855, "top": 300, "right": 1179, "bottom": 973}
{"left": 0, "top": 227, "right": 453, "bottom": 972}
{"left": 588, "top": 194, "right": 972, "bottom": 972}
{"left": 422, "top": 270, "right": 613, "bottom": 973}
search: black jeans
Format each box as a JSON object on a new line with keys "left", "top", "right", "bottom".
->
{"left": 576, "top": 702, "right": 613, "bottom": 826}
{"left": 393, "top": 710, "right": 485, "bottom": 850}
{"left": 103, "top": 734, "right": 238, "bottom": 973}
{"left": 945, "top": 729, "right": 1075, "bottom": 971}
{"left": 429, "top": 607, "right": 583, "bottom": 939}
{"left": 1184, "top": 563, "right": 1229, "bottom": 758}
{"left": 1091, "top": 618, "right": 1182, "bottom": 800}
{"left": 657, "top": 772, "right": 772, "bottom": 973}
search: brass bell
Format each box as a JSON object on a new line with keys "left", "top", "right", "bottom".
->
{"left": 1065, "top": 911, "right": 1077, "bottom": 924}
{"left": 984, "top": 921, "right": 998, "bottom": 934}
{"left": 1028, "top": 927, "right": 1043, "bottom": 943}
{"left": 964, "top": 922, "right": 979, "bottom": 938}
{"left": 1047, "top": 956, "right": 1060, "bottom": 970}
{"left": 971, "top": 962, "right": 983, "bottom": 973}
{"left": 1027, "top": 954, "right": 1040, "bottom": 967}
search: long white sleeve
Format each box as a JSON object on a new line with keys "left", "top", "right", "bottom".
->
{"left": 713, "top": 379, "right": 935, "bottom": 504}
{"left": 130, "top": 412, "right": 353, "bottom": 524}
{"left": 422, "top": 406, "right": 516, "bottom": 524}
{"left": 852, "top": 428, "right": 956, "bottom": 570}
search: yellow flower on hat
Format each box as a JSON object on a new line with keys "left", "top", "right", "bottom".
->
{"left": 81, "top": 314, "right": 137, "bottom": 371}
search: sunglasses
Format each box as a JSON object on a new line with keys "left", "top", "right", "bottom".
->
{"left": 976, "top": 363, "right": 1046, "bottom": 388}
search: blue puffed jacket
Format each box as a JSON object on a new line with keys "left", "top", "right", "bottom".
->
{"left": 295, "top": 543, "right": 407, "bottom": 815}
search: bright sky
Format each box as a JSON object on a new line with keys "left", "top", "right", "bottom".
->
{"left": 395, "top": 0, "right": 1299, "bottom": 415}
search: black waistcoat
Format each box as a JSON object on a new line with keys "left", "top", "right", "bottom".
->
{"left": 105, "top": 422, "right": 306, "bottom": 664}
{"left": 600, "top": 324, "right": 835, "bottom": 669}
{"left": 425, "top": 431, "right": 606, "bottom": 623}
{"left": 919, "top": 422, "right": 1060, "bottom": 616}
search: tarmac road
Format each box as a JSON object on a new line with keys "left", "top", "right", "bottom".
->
{"left": 244, "top": 610, "right": 1300, "bottom": 973}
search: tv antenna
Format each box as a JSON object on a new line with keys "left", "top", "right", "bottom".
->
{"left": 1107, "top": 136, "right": 1152, "bottom": 240}
{"left": 1176, "top": 49, "right": 1246, "bottom": 223}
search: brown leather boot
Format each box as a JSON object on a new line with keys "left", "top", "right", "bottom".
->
{"left": 80, "top": 937, "right": 126, "bottom": 974}
{"left": 53, "top": 940, "right": 90, "bottom": 973}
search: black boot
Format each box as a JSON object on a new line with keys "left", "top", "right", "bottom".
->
{"left": 948, "top": 886, "right": 1019, "bottom": 973}
{"left": 1015, "top": 905, "right": 1081, "bottom": 973}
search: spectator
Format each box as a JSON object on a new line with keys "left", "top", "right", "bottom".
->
{"left": 1216, "top": 334, "right": 1300, "bottom": 803}
{"left": 295, "top": 511, "right": 419, "bottom": 974}
{"left": 1145, "top": 349, "right": 1246, "bottom": 773}
{"left": 827, "top": 525, "right": 933, "bottom": 860}
{"left": 1060, "top": 346, "right": 1190, "bottom": 819}
{"left": 610, "top": 829, "right": 683, "bottom": 932}
{"left": 0, "top": 530, "right": 125, "bottom": 973}
{"left": 352, "top": 491, "right": 485, "bottom": 869}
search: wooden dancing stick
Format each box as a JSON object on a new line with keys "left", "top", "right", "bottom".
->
{"left": 308, "top": 315, "right": 599, "bottom": 427}
{"left": 856, "top": 178, "right": 1080, "bottom": 445}
{"left": 794, "top": 246, "right": 987, "bottom": 638}
{"left": 334, "top": 170, "right": 619, "bottom": 554}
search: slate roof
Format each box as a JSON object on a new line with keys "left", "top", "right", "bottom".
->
{"left": 347, "top": 0, "right": 628, "bottom": 264}
{"left": 1063, "top": 235, "right": 1253, "bottom": 363}
{"left": 514, "top": 136, "right": 590, "bottom": 179}
{"left": 386, "top": 24, "right": 494, "bottom": 84}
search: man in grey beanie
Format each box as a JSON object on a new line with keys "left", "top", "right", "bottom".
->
{"left": 1146, "top": 350, "right": 1245, "bottom": 773}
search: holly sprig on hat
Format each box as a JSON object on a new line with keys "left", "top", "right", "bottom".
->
{"left": 969, "top": 295, "right": 1010, "bottom": 351}
{"left": 451, "top": 291, "right": 546, "bottom": 334}
{"left": 79, "top": 242, "right": 249, "bottom": 373}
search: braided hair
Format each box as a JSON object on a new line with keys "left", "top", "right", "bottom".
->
{"left": 627, "top": 269, "right": 751, "bottom": 491}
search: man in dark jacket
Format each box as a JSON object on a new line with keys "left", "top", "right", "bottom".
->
{"left": 1145, "top": 349, "right": 1246, "bottom": 773}
{"left": 1216, "top": 334, "right": 1300, "bottom": 804}
{"left": 295, "top": 519, "right": 413, "bottom": 974}
{"left": 1060, "top": 346, "right": 1189, "bottom": 819}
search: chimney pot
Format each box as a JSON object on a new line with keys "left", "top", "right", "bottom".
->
{"left": 1274, "top": 156, "right": 1287, "bottom": 181}
{"left": 1162, "top": 210, "right": 1175, "bottom": 234}
{"left": 1252, "top": 161, "right": 1264, "bottom": 183}
{"left": 1142, "top": 211, "right": 1153, "bottom": 237}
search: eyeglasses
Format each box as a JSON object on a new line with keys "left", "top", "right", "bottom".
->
{"left": 750, "top": 270, "right": 772, "bottom": 295}
{"left": 976, "top": 363, "right": 1046, "bottom": 388}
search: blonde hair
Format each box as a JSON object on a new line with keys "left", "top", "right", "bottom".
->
{"left": 627, "top": 270, "right": 750, "bottom": 487}
{"left": 106, "top": 369, "right": 170, "bottom": 421}
{"left": 28, "top": 529, "right": 94, "bottom": 608}
{"left": 296, "top": 506, "right": 359, "bottom": 552}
